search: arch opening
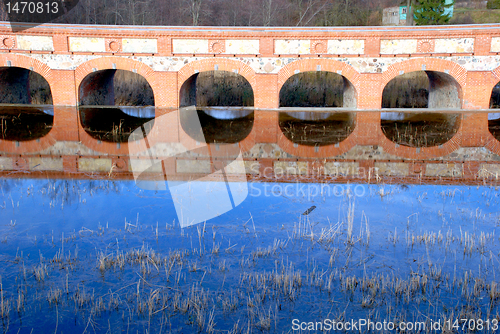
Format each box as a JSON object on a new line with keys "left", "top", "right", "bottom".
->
{"left": 78, "top": 70, "right": 155, "bottom": 143}
{"left": 490, "top": 82, "right": 500, "bottom": 108}
{"left": 279, "top": 111, "right": 355, "bottom": 146}
{"left": 79, "top": 69, "right": 154, "bottom": 107}
{"left": 0, "top": 67, "right": 53, "bottom": 141}
{"left": 180, "top": 71, "right": 254, "bottom": 108}
{"left": 0, "top": 67, "right": 52, "bottom": 105}
{"left": 382, "top": 71, "right": 462, "bottom": 109}
{"left": 279, "top": 72, "right": 356, "bottom": 108}
{"left": 180, "top": 71, "right": 254, "bottom": 144}
{"left": 381, "top": 112, "right": 461, "bottom": 148}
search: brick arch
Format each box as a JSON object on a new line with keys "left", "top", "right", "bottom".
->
{"left": 485, "top": 133, "right": 500, "bottom": 157}
{"left": 0, "top": 54, "right": 56, "bottom": 153}
{"left": 0, "top": 53, "right": 53, "bottom": 86}
{"left": 487, "top": 65, "right": 500, "bottom": 101}
{"left": 381, "top": 58, "right": 467, "bottom": 95}
{"left": 277, "top": 59, "right": 361, "bottom": 93}
{"left": 177, "top": 58, "right": 257, "bottom": 93}
{"left": 485, "top": 109, "right": 500, "bottom": 156}
{"left": 74, "top": 57, "right": 157, "bottom": 104}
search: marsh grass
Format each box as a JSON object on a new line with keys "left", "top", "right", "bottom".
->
{"left": 28, "top": 71, "right": 53, "bottom": 105}
{"left": 382, "top": 72, "right": 429, "bottom": 109}
{"left": 0, "top": 106, "right": 53, "bottom": 141}
{"left": 279, "top": 112, "right": 355, "bottom": 146}
{"left": 0, "top": 181, "right": 499, "bottom": 332}
{"left": 279, "top": 72, "right": 344, "bottom": 107}
{"left": 381, "top": 113, "right": 461, "bottom": 148}
{"left": 79, "top": 107, "right": 154, "bottom": 143}
{"left": 196, "top": 71, "right": 254, "bottom": 107}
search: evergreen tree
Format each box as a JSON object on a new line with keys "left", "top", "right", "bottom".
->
{"left": 413, "top": 0, "right": 453, "bottom": 25}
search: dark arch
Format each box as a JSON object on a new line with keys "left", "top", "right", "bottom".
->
{"left": 490, "top": 82, "right": 500, "bottom": 108}
{"left": 381, "top": 112, "right": 461, "bottom": 148}
{"left": 279, "top": 71, "right": 356, "bottom": 108}
{"left": 0, "top": 67, "right": 53, "bottom": 141}
{"left": 179, "top": 70, "right": 254, "bottom": 108}
{"left": 78, "top": 69, "right": 154, "bottom": 106}
{"left": 382, "top": 71, "right": 462, "bottom": 109}
{"left": 0, "top": 67, "right": 52, "bottom": 105}
{"left": 78, "top": 69, "right": 155, "bottom": 143}
{"left": 179, "top": 71, "right": 254, "bottom": 144}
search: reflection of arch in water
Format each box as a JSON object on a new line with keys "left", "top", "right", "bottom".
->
{"left": 379, "top": 112, "right": 463, "bottom": 159}
{"left": 486, "top": 113, "right": 500, "bottom": 156}
{"left": 277, "top": 112, "right": 358, "bottom": 158}
{"left": 181, "top": 107, "right": 254, "bottom": 144}
{"left": 277, "top": 60, "right": 360, "bottom": 108}
{"left": 381, "top": 59, "right": 465, "bottom": 109}
{"left": 0, "top": 105, "right": 62, "bottom": 154}
{"left": 0, "top": 105, "right": 53, "bottom": 142}
{"left": 77, "top": 68, "right": 155, "bottom": 144}
{"left": 279, "top": 111, "right": 355, "bottom": 147}
{"left": 381, "top": 112, "right": 461, "bottom": 148}
{"left": 79, "top": 106, "right": 155, "bottom": 144}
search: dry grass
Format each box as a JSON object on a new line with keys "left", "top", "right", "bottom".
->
{"left": 279, "top": 112, "right": 355, "bottom": 146}
{"left": 279, "top": 71, "right": 344, "bottom": 107}
{"left": 113, "top": 70, "right": 154, "bottom": 106}
{"left": 0, "top": 182, "right": 499, "bottom": 333}
{"left": 381, "top": 113, "right": 461, "bottom": 148}
{"left": 382, "top": 71, "right": 429, "bottom": 108}
{"left": 196, "top": 71, "right": 254, "bottom": 107}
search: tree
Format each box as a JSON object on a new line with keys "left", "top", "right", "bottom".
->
{"left": 413, "top": 0, "right": 453, "bottom": 25}
{"left": 401, "top": 0, "right": 414, "bottom": 25}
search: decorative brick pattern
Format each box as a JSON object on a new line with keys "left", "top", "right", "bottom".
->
{"left": 417, "top": 39, "right": 434, "bottom": 53}
{"left": 0, "top": 35, "right": 15, "bottom": 49}
{"left": 105, "top": 38, "right": 122, "bottom": 52}
{"left": 311, "top": 40, "right": 327, "bottom": 54}
{"left": 209, "top": 40, "right": 225, "bottom": 54}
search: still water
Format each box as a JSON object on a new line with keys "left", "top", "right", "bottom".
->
{"left": 0, "top": 105, "right": 499, "bottom": 333}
